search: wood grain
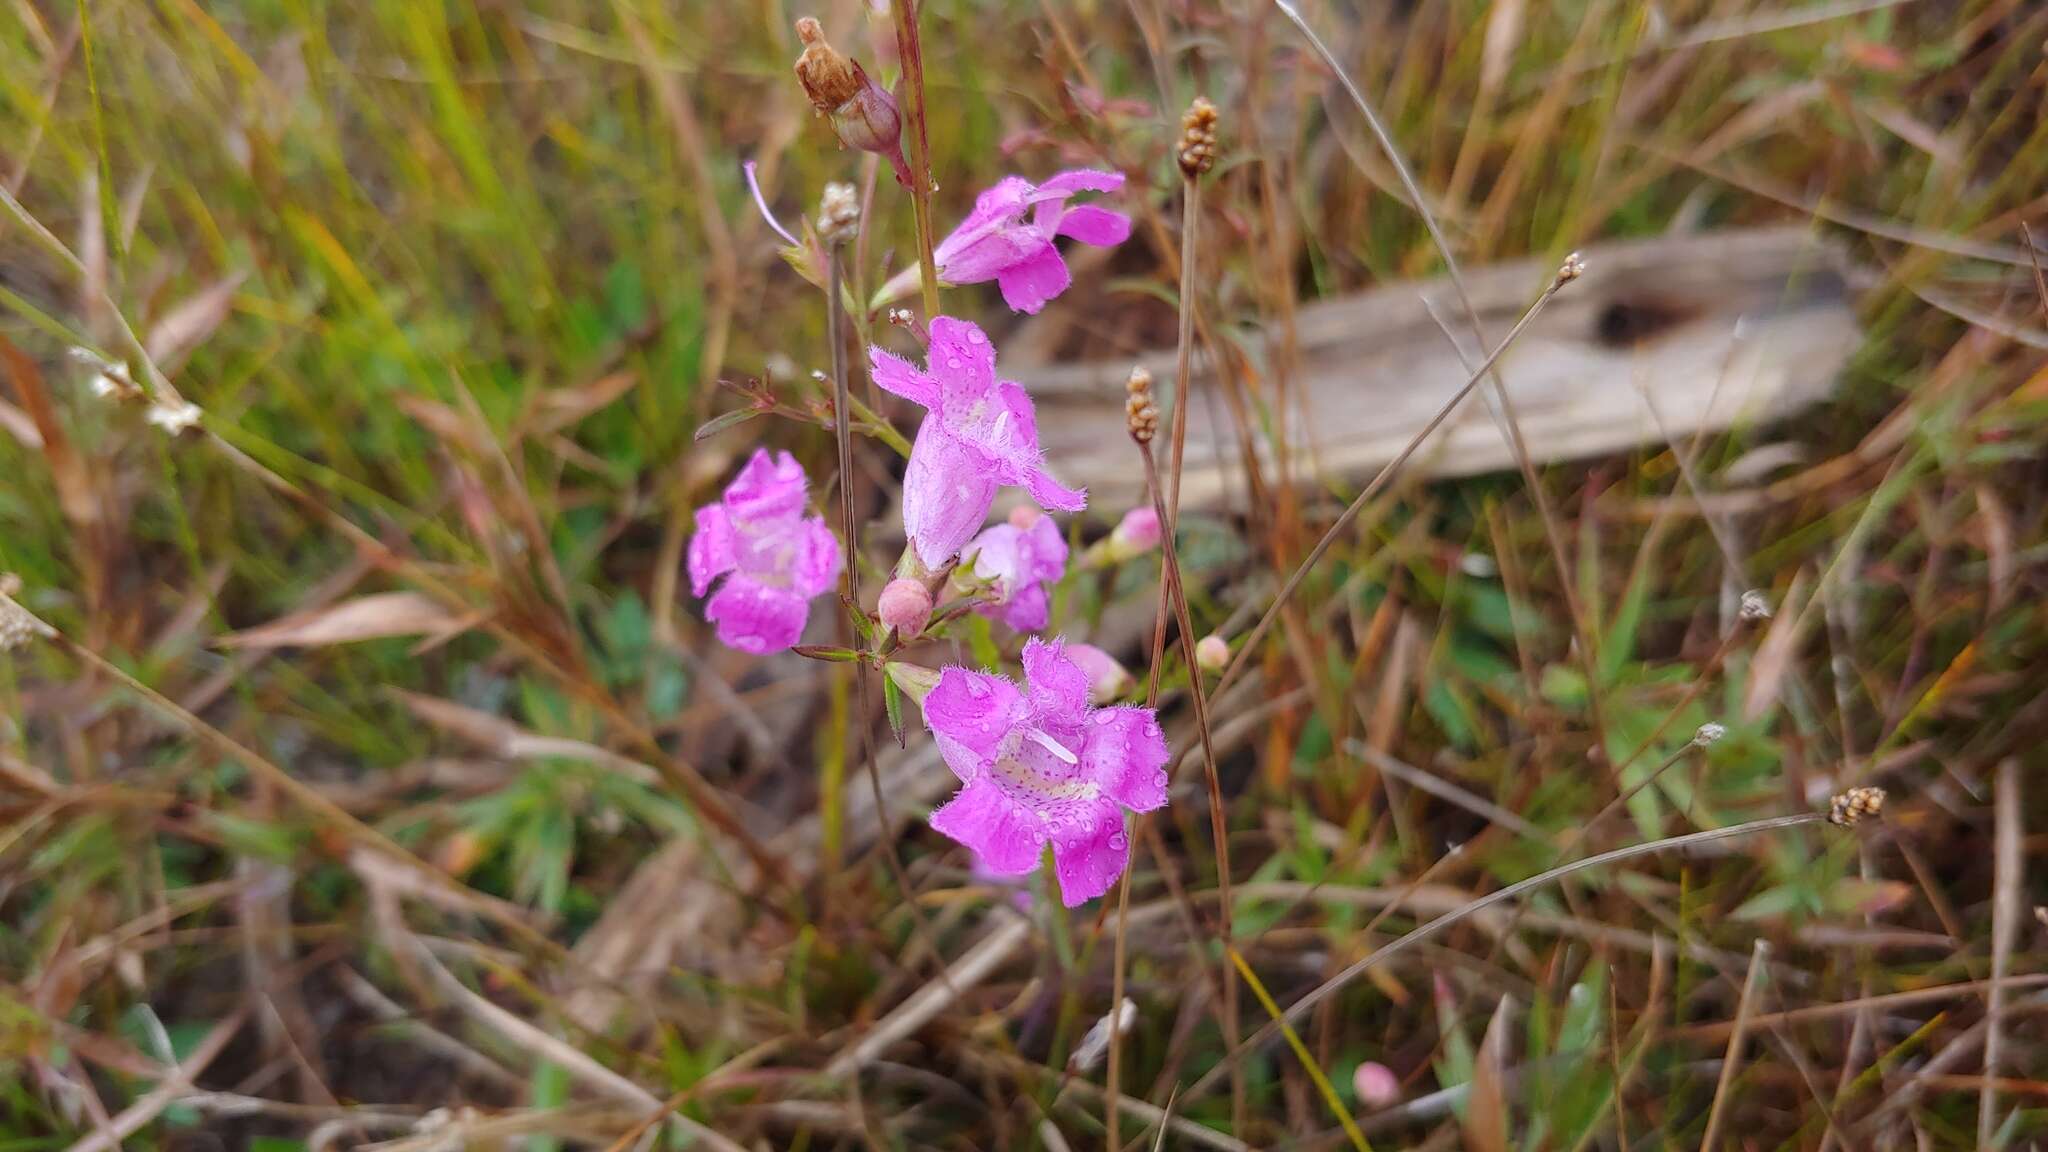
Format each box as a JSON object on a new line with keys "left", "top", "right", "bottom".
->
{"left": 1018, "top": 226, "right": 1860, "bottom": 510}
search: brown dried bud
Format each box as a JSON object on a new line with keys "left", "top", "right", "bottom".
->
{"left": 793, "top": 17, "right": 910, "bottom": 185}
{"left": 1125, "top": 366, "right": 1159, "bottom": 444}
{"left": 1177, "top": 97, "right": 1219, "bottom": 179}
{"left": 1556, "top": 251, "right": 1587, "bottom": 285}
{"left": 1828, "top": 786, "right": 1886, "bottom": 827}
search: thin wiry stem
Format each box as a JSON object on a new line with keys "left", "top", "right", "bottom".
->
{"left": 1190, "top": 811, "right": 1825, "bottom": 1098}
{"left": 829, "top": 248, "right": 927, "bottom": 954}
{"left": 1215, "top": 265, "right": 1577, "bottom": 699}
{"left": 891, "top": 0, "right": 941, "bottom": 319}
{"left": 1139, "top": 441, "right": 1241, "bottom": 1134}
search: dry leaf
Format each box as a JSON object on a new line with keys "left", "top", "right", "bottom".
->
{"left": 146, "top": 273, "right": 247, "bottom": 372}
{"left": 528, "top": 370, "right": 639, "bottom": 435}
{"left": 221, "top": 592, "right": 463, "bottom": 649}
{"left": 1464, "top": 994, "right": 1513, "bottom": 1152}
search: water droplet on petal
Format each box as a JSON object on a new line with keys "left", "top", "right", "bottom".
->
{"left": 967, "top": 329, "right": 986, "bottom": 344}
{"left": 946, "top": 357, "right": 962, "bottom": 370}
{"left": 1108, "top": 833, "right": 1128, "bottom": 850}
{"left": 1094, "top": 712, "right": 1116, "bottom": 726}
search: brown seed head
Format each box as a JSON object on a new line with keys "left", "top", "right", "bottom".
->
{"left": 792, "top": 17, "right": 908, "bottom": 183}
{"left": 1125, "top": 366, "right": 1159, "bottom": 444}
{"left": 1828, "top": 786, "right": 1886, "bottom": 827}
{"left": 1556, "top": 252, "right": 1587, "bottom": 285}
{"left": 793, "top": 18, "right": 863, "bottom": 111}
{"left": 1177, "top": 97, "right": 1219, "bottom": 179}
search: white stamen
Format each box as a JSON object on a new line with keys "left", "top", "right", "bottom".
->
{"left": 1025, "top": 728, "right": 1078, "bottom": 765}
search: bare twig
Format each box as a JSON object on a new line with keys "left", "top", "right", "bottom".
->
{"left": 823, "top": 912, "right": 1033, "bottom": 1078}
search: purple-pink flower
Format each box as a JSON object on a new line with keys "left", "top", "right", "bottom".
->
{"left": 962, "top": 512, "right": 1068, "bottom": 632}
{"left": 871, "top": 317, "right": 1085, "bottom": 567}
{"left": 923, "top": 637, "right": 1169, "bottom": 907}
{"left": 934, "top": 169, "right": 1132, "bottom": 314}
{"left": 687, "top": 448, "right": 842, "bottom": 654}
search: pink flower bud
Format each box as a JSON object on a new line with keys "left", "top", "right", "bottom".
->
{"left": 1352, "top": 1061, "right": 1400, "bottom": 1109}
{"left": 1007, "top": 504, "right": 1044, "bottom": 529}
{"left": 1066, "top": 643, "right": 1134, "bottom": 704}
{"left": 1195, "top": 634, "right": 1229, "bottom": 673}
{"left": 878, "top": 578, "right": 932, "bottom": 636}
{"left": 1111, "top": 506, "right": 1161, "bottom": 554}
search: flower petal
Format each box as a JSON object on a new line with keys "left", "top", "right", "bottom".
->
{"left": 1026, "top": 467, "right": 1087, "bottom": 513}
{"left": 1021, "top": 636, "right": 1091, "bottom": 723}
{"left": 924, "top": 665, "right": 1027, "bottom": 782}
{"left": 1056, "top": 203, "right": 1132, "bottom": 248}
{"left": 934, "top": 177, "right": 1039, "bottom": 283}
{"left": 996, "top": 581, "right": 1051, "bottom": 632}
{"left": 931, "top": 777, "right": 1047, "bottom": 874}
{"left": 1050, "top": 805, "right": 1131, "bottom": 907}
{"left": 1033, "top": 168, "right": 1126, "bottom": 199}
{"left": 903, "top": 421, "right": 999, "bottom": 567}
{"left": 995, "top": 245, "right": 1072, "bottom": 314}
{"left": 927, "top": 316, "right": 999, "bottom": 411}
{"left": 686, "top": 504, "right": 736, "bottom": 598}
{"left": 793, "top": 516, "right": 844, "bottom": 598}
{"left": 870, "top": 345, "right": 939, "bottom": 409}
{"left": 1081, "top": 706, "right": 1170, "bottom": 812}
{"left": 725, "top": 448, "right": 810, "bottom": 524}
{"left": 1020, "top": 514, "right": 1070, "bottom": 584}
{"left": 703, "top": 577, "right": 810, "bottom": 654}
{"left": 965, "top": 522, "right": 1026, "bottom": 593}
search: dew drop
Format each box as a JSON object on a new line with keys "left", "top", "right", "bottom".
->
{"left": 1108, "top": 833, "right": 1128, "bottom": 851}
{"left": 1094, "top": 712, "right": 1116, "bottom": 726}
{"left": 946, "top": 357, "right": 962, "bottom": 370}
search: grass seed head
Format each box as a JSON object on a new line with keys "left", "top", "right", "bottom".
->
{"left": 1124, "top": 365, "right": 1159, "bottom": 444}
{"left": 1828, "top": 786, "right": 1886, "bottom": 827}
{"left": 1177, "top": 96, "right": 1219, "bottom": 179}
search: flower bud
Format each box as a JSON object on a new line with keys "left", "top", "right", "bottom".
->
{"left": 1066, "top": 643, "right": 1134, "bottom": 704}
{"left": 1195, "top": 634, "right": 1229, "bottom": 673}
{"left": 1110, "top": 506, "right": 1160, "bottom": 556}
{"left": 1007, "top": 504, "right": 1043, "bottom": 530}
{"left": 793, "top": 18, "right": 910, "bottom": 186}
{"left": 877, "top": 578, "right": 933, "bottom": 636}
{"left": 885, "top": 660, "right": 940, "bottom": 705}
{"left": 1352, "top": 1061, "right": 1400, "bottom": 1109}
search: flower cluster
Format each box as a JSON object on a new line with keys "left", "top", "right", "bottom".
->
{"left": 689, "top": 111, "right": 1160, "bottom": 901}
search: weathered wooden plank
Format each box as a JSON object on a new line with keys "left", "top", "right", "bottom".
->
{"left": 1018, "top": 226, "right": 1860, "bottom": 509}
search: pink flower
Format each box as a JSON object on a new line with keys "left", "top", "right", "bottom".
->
{"left": 963, "top": 513, "right": 1068, "bottom": 632}
{"left": 923, "top": 637, "right": 1169, "bottom": 907}
{"left": 687, "top": 449, "right": 842, "bottom": 654}
{"left": 1066, "top": 643, "right": 1135, "bottom": 704}
{"left": 871, "top": 317, "right": 1085, "bottom": 567}
{"left": 934, "top": 170, "right": 1132, "bottom": 314}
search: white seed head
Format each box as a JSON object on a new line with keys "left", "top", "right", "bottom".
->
{"left": 146, "top": 399, "right": 202, "bottom": 436}
{"left": 1693, "top": 722, "right": 1728, "bottom": 747}
{"left": 0, "top": 588, "right": 51, "bottom": 652}
{"left": 1739, "top": 589, "right": 1773, "bottom": 621}
{"left": 1557, "top": 252, "right": 1587, "bottom": 284}
{"left": 817, "top": 181, "right": 860, "bottom": 247}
